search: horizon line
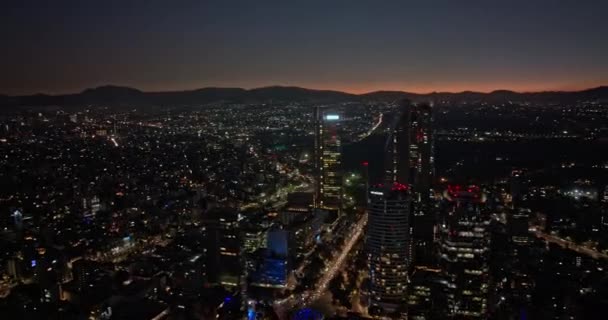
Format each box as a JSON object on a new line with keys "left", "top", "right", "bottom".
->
{"left": 3, "top": 83, "right": 607, "bottom": 97}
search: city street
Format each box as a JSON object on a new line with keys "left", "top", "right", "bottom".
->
{"left": 274, "top": 213, "right": 367, "bottom": 316}
{"left": 533, "top": 230, "right": 608, "bottom": 260}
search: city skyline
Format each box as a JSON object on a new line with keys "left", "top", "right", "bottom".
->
{"left": 2, "top": 78, "right": 607, "bottom": 319}
{"left": 2, "top": 1, "right": 608, "bottom": 319}
{"left": 3, "top": 1, "right": 608, "bottom": 95}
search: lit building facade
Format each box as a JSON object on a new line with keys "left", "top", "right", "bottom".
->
{"left": 406, "top": 267, "right": 449, "bottom": 320}
{"left": 241, "top": 227, "right": 267, "bottom": 254}
{"left": 439, "top": 185, "right": 490, "bottom": 319}
{"left": 314, "top": 107, "right": 343, "bottom": 214}
{"left": 250, "top": 229, "right": 289, "bottom": 289}
{"left": 366, "top": 184, "right": 410, "bottom": 313}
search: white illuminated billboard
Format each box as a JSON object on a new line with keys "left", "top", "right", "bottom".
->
{"left": 325, "top": 114, "right": 340, "bottom": 121}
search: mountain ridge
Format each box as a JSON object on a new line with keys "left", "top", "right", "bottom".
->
{"left": 1, "top": 85, "right": 607, "bottom": 107}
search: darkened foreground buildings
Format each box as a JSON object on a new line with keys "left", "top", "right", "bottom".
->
{"left": 202, "top": 208, "right": 241, "bottom": 287}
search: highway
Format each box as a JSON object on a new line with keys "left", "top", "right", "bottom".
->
{"left": 307, "top": 213, "right": 368, "bottom": 302}
{"left": 286, "top": 245, "right": 318, "bottom": 290}
{"left": 533, "top": 230, "right": 608, "bottom": 260}
{"left": 150, "top": 307, "right": 170, "bottom": 320}
{"left": 87, "top": 234, "right": 170, "bottom": 264}
{"left": 274, "top": 213, "right": 368, "bottom": 316}
{"left": 358, "top": 114, "right": 383, "bottom": 141}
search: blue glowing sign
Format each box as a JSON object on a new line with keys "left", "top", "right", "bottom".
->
{"left": 325, "top": 114, "right": 340, "bottom": 121}
{"left": 293, "top": 308, "right": 323, "bottom": 320}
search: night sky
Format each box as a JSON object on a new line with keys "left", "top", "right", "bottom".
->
{"left": 2, "top": 0, "right": 607, "bottom": 95}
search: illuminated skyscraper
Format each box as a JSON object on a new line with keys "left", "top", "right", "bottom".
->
{"left": 366, "top": 184, "right": 410, "bottom": 315}
{"left": 384, "top": 100, "right": 434, "bottom": 200}
{"left": 314, "top": 107, "right": 342, "bottom": 214}
{"left": 366, "top": 100, "right": 430, "bottom": 315}
{"left": 385, "top": 100, "right": 435, "bottom": 268}
{"left": 439, "top": 185, "right": 490, "bottom": 319}
{"left": 384, "top": 102, "right": 411, "bottom": 185}
{"left": 409, "top": 103, "right": 434, "bottom": 202}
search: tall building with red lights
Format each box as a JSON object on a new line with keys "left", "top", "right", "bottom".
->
{"left": 385, "top": 100, "right": 435, "bottom": 268}
{"left": 384, "top": 100, "right": 434, "bottom": 201}
{"left": 365, "top": 99, "right": 416, "bottom": 315}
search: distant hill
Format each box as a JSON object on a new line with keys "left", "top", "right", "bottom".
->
{"left": 1, "top": 85, "right": 607, "bottom": 107}
{"left": 359, "top": 90, "right": 419, "bottom": 102}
